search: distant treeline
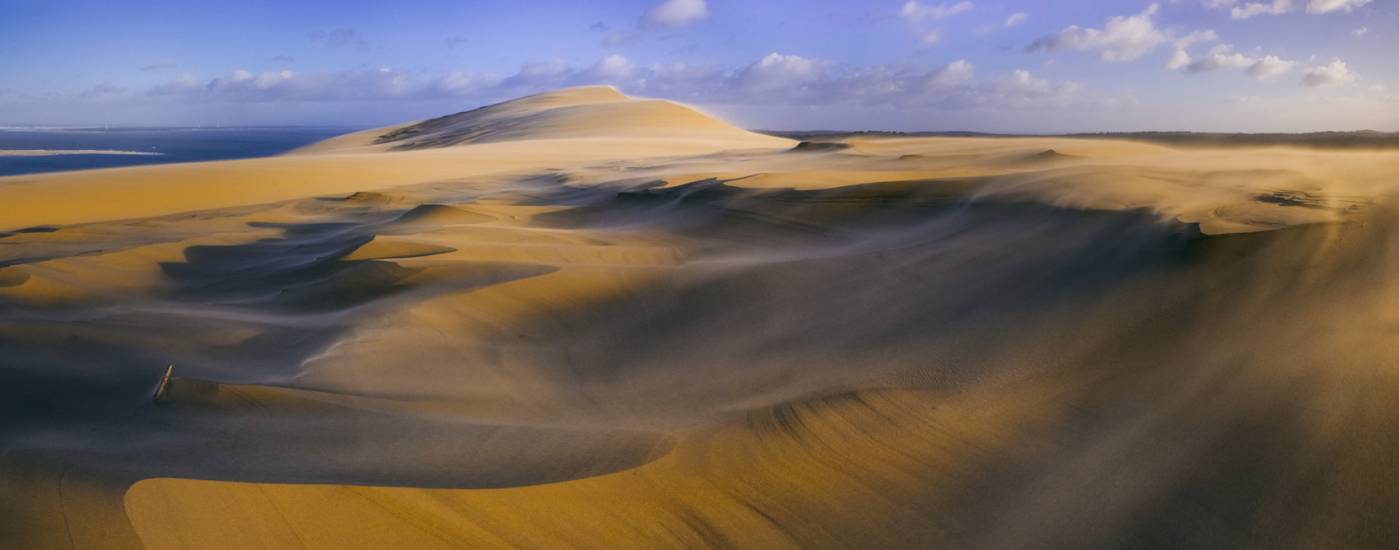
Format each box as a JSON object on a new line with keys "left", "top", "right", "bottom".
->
{"left": 760, "top": 130, "right": 1399, "bottom": 150}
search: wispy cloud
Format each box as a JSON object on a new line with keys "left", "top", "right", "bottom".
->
{"left": 80, "top": 83, "right": 127, "bottom": 99}
{"left": 306, "top": 28, "right": 370, "bottom": 52}
{"left": 1167, "top": 40, "right": 1296, "bottom": 80}
{"left": 1306, "top": 0, "right": 1372, "bottom": 13}
{"left": 1230, "top": 0, "right": 1292, "bottom": 20}
{"left": 1205, "top": 0, "right": 1372, "bottom": 17}
{"left": 900, "top": 1, "right": 974, "bottom": 22}
{"left": 1248, "top": 55, "right": 1297, "bottom": 79}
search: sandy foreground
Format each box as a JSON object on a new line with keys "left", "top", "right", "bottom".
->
{"left": 4, "top": 86, "right": 1399, "bottom": 549}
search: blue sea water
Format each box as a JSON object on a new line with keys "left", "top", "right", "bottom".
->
{"left": 0, "top": 127, "right": 360, "bottom": 177}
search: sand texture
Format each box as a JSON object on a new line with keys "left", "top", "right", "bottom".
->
{"left": 5, "top": 86, "right": 1399, "bottom": 549}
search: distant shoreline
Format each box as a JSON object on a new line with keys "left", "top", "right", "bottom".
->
{"left": 760, "top": 130, "right": 1399, "bottom": 150}
{"left": 0, "top": 149, "right": 163, "bottom": 157}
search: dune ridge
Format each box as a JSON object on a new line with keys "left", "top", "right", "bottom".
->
{"left": 4, "top": 87, "right": 1399, "bottom": 549}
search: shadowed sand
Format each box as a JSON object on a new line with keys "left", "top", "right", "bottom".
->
{"left": 5, "top": 86, "right": 1399, "bottom": 549}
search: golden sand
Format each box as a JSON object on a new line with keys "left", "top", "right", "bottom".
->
{"left": 5, "top": 86, "right": 1399, "bottom": 548}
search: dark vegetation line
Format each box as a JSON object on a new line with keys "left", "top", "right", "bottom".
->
{"left": 759, "top": 129, "right": 1399, "bottom": 150}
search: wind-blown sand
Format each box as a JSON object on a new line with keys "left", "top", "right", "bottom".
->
{"left": 4, "top": 86, "right": 1399, "bottom": 549}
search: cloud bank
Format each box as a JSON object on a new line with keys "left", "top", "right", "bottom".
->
{"left": 1207, "top": 0, "right": 1372, "bottom": 17}
{"left": 136, "top": 54, "right": 1082, "bottom": 114}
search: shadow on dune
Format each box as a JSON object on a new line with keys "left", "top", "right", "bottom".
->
{"left": 3, "top": 215, "right": 648, "bottom": 495}
{"left": 520, "top": 180, "right": 1203, "bottom": 394}
{"left": 159, "top": 222, "right": 414, "bottom": 311}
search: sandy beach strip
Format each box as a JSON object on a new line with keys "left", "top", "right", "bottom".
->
{"left": 0, "top": 149, "right": 162, "bottom": 156}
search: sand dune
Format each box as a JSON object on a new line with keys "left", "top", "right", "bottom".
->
{"left": 390, "top": 204, "right": 494, "bottom": 227}
{"left": 0, "top": 86, "right": 792, "bottom": 231}
{"left": 293, "top": 85, "right": 788, "bottom": 154}
{"left": 5, "top": 87, "right": 1399, "bottom": 549}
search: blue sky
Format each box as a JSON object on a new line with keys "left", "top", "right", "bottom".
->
{"left": 0, "top": 0, "right": 1394, "bottom": 131}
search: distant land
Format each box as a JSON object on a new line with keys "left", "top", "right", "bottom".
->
{"left": 763, "top": 130, "right": 1399, "bottom": 150}
{"left": 0, "top": 126, "right": 355, "bottom": 176}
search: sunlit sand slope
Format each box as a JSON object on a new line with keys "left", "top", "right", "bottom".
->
{"left": 4, "top": 87, "right": 1399, "bottom": 549}
{"left": 0, "top": 86, "right": 791, "bottom": 231}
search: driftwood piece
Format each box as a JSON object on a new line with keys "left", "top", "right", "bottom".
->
{"left": 152, "top": 365, "right": 174, "bottom": 404}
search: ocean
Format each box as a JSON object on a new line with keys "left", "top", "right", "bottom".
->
{"left": 0, "top": 126, "right": 360, "bottom": 177}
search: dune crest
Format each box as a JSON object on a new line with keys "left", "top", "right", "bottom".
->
{"left": 390, "top": 204, "right": 493, "bottom": 227}
{"left": 295, "top": 85, "right": 787, "bottom": 154}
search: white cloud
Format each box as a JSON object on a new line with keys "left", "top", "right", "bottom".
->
{"left": 1247, "top": 55, "right": 1296, "bottom": 79}
{"left": 1026, "top": 4, "right": 1168, "bottom": 61}
{"left": 901, "top": 1, "right": 974, "bottom": 21}
{"left": 207, "top": 69, "right": 288, "bottom": 93}
{"left": 1231, "top": 0, "right": 1293, "bottom": 19}
{"left": 921, "top": 31, "right": 942, "bottom": 45}
{"left": 1168, "top": 43, "right": 1295, "bottom": 80}
{"left": 1184, "top": 45, "right": 1254, "bottom": 73}
{"left": 643, "top": 0, "right": 709, "bottom": 28}
{"left": 1004, "top": 11, "right": 1029, "bottom": 27}
{"left": 1166, "top": 49, "right": 1192, "bottom": 70}
{"left": 1300, "top": 58, "right": 1356, "bottom": 87}
{"left": 1307, "top": 0, "right": 1371, "bottom": 13}
{"left": 1351, "top": 27, "right": 1369, "bottom": 36}
{"left": 985, "top": 69, "right": 1084, "bottom": 109}
{"left": 1165, "top": 30, "right": 1219, "bottom": 70}
{"left": 932, "top": 59, "right": 976, "bottom": 86}
{"left": 1173, "top": 29, "right": 1219, "bottom": 50}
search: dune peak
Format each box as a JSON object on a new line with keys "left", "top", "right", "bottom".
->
{"left": 295, "top": 86, "right": 791, "bottom": 154}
